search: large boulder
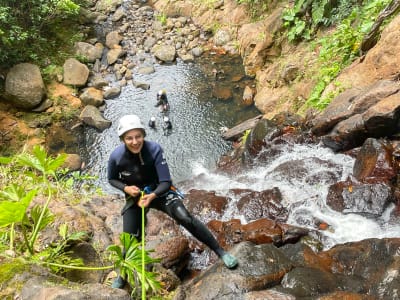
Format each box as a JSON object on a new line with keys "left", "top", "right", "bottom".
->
{"left": 5, "top": 63, "right": 45, "bottom": 109}
{"left": 63, "top": 58, "right": 89, "bottom": 87}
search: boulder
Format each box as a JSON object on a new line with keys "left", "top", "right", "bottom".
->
{"left": 63, "top": 58, "right": 89, "bottom": 87}
{"left": 79, "top": 105, "right": 111, "bottom": 131}
{"left": 5, "top": 63, "right": 45, "bottom": 109}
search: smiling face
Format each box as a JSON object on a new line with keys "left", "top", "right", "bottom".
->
{"left": 122, "top": 128, "right": 145, "bottom": 154}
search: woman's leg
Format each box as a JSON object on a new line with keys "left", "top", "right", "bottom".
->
{"left": 151, "top": 196, "right": 237, "bottom": 268}
{"left": 122, "top": 204, "right": 143, "bottom": 241}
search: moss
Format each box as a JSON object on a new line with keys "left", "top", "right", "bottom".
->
{"left": 0, "top": 258, "right": 29, "bottom": 285}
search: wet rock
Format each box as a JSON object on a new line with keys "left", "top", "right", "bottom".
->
{"left": 326, "top": 178, "right": 394, "bottom": 216}
{"left": 65, "top": 242, "right": 105, "bottom": 284}
{"left": 184, "top": 189, "right": 229, "bottom": 218}
{"left": 212, "top": 86, "right": 232, "bottom": 100}
{"left": 236, "top": 188, "right": 288, "bottom": 222}
{"left": 174, "top": 242, "right": 293, "bottom": 300}
{"left": 281, "top": 267, "right": 338, "bottom": 297}
{"left": 132, "top": 80, "right": 150, "bottom": 90}
{"left": 312, "top": 80, "right": 400, "bottom": 136}
{"left": 353, "top": 138, "right": 397, "bottom": 183}
{"left": 242, "top": 85, "right": 254, "bottom": 106}
{"left": 103, "top": 86, "right": 121, "bottom": 99}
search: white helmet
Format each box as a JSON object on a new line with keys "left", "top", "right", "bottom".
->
{"left": 157, "top": 89, "right": 167, "bottom": 99}
{"left": 117, "top": 115, "right": 145, "bottom": 137}
{"left": 163, "top": 116, "right": 169, "bottom": 122}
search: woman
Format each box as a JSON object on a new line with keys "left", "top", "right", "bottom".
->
{"left": 108, "top": 114, "right": 238, "bottom": 288}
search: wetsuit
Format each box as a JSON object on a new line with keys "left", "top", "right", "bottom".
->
{"left": 107, "top": 141, "right": 225, "bottom": 257}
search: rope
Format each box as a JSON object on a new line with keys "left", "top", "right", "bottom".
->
{"left": 141, "top": 190, "right": 146, "bottom": 300}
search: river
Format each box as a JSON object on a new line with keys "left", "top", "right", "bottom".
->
{"left": 81, "top": 53, "right": 400, "bottom": 253}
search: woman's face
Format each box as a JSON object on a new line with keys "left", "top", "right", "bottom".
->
{"left": 122, "top": 129, "right": 144, "bottom": 154}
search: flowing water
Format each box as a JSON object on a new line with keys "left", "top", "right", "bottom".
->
{"left": 81, "top": 54, "right": 400, "bottom": 254}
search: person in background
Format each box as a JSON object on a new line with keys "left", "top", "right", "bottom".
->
{"left": 155, "top": 89, "right": 169, "bottom": 112}
{"left": 162, "top": 116, "right": 172, "bottom": 136}
{"left": 107, "top": 114, "right": 238, "bottom": 288}
{"left": 148, "top": 116, "right": 156, "bottom": 129}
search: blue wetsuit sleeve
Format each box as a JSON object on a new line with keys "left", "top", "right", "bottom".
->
{"left": 107, "top": 151, "right": 126, "bottom": 192}
{"left": 151, "top": 144, "right": 172, "bottom": 196}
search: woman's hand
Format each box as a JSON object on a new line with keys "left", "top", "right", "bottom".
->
{"left": 124, "top": 185, "right": 141, "bottom": 197}
{"left": 139, "top": 193, "right": 156, "bottom": 208}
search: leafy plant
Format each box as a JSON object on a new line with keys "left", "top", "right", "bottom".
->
{"left": 107, "top": 232, "right": 162, "bottom": 298}
{"left": 0, "top": 145, "right": 66, "bottom": 254}
{"left": 0, "top": 0, "right": 82, "bottom": 67}
{"left": 300, "top": 0, "right": 392, "bottom": 110}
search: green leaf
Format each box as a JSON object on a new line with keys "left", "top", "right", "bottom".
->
{"left": 0, "top": 201, "right": 27, "bottom": 227}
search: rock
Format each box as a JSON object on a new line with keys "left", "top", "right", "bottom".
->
{"left": 79, "top": 87, "right": 104, "bottom": 107}
{"left": 63, "top": 58, "right": 89, "bottom": 87}
{"left": 103, "top": 86, "right": 121, "bottom": 99}
{"left": 106, "top": 31, "right": 123, "bottom": 48}
{"left": 152, "top": 44, "right": 176, "bottom": 63}
{"left": 353, "top": 138, "right": 397, "bottom": 183}
{"left": 79, "top": 105, "right": 111, "bottom": 131}
{"left": 5, "top": 63, "right": 45, "bottom": 109}
{"left": 75, "top": 42, "right": 104, "bottom": 62}
{"left": 213, "top": 29, "right": 231, "bottom": 46}
{"left": 62, "top": 153, "right": 82, "bottom": 171}
{"left": 107, "top": 46, "right": 125, "bottom": 65}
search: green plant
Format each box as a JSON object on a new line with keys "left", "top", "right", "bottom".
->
{"left": 32, "top": 223, "right": 87, "bottom": 274}
{"left": 0, "top": 145, "right": 66, "bottom": 254}
{"left": 300, "top": 0, "right": 392, "bottom": 110}
{"left": 0, "top": 0, "right": 82, "bottom": 67}
{"left": 155, "top": 12, "right": 167, "bottom": 26}
{"left": 42, "top": 64, "right": 63, "bottom": 82}
{"left": 107, "top": 232, "right": 162, "bottom": 298}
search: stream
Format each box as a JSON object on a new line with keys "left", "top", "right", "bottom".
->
{"left": 81, "top": 53, "right": 400, "bottom": 253}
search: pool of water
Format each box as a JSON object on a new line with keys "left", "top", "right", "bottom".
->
{"left": 80, "top": 54, "right": 260, "bottom": 192}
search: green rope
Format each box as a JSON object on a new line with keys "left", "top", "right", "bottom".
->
{"left": 141, "top": 190, "right": 146, "bottom": 300}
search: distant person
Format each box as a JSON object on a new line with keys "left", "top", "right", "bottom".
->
{"left": 162, "top": 116, "right": 172, "bottom": 136}
{"left": 155, "top": 89, "right": 169, "bottom": 112}
{"left": 148, "top": 116, "right": 156, "bottom": 129}
{"left": 107, "top": 114, "right": 238, "bottom": 288}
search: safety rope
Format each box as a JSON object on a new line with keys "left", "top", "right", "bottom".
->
{"left": 140, "top": 190, "right": 146, "bottom": 300}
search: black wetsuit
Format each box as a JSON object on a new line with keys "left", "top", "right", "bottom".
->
{"left": 107, "top": 141, "right": 224, "bottom": 257}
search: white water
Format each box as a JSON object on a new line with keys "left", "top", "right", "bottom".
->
{"left": 180, "top": 142, "right": 400, "bottom": 249}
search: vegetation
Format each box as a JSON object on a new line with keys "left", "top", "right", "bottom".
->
{"left": 0, "top": 146, "right": 163, "bottom": 297}
{"left": 282, "top": 0, "right": 394, "bottom": 110}
{"left": 0, "top": 0, "right": 85, "bottom": 68}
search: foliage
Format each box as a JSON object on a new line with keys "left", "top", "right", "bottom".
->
{"left": 32, "top": 223, "right": 87, "bottom": 274}
{"left": 107, "top": 232, "right": 163, "bottom": 298}
{"left": 297, "top": 0, "right": 393, "bottom": 110}
{"left": 0, "top": 0, "right": 82, "bottom": 67}
{"left": 236, "top": 0, "right": 270, "bottom": 20}
{"left": 282, "top": 0, "right": 360, "bottom": 42}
